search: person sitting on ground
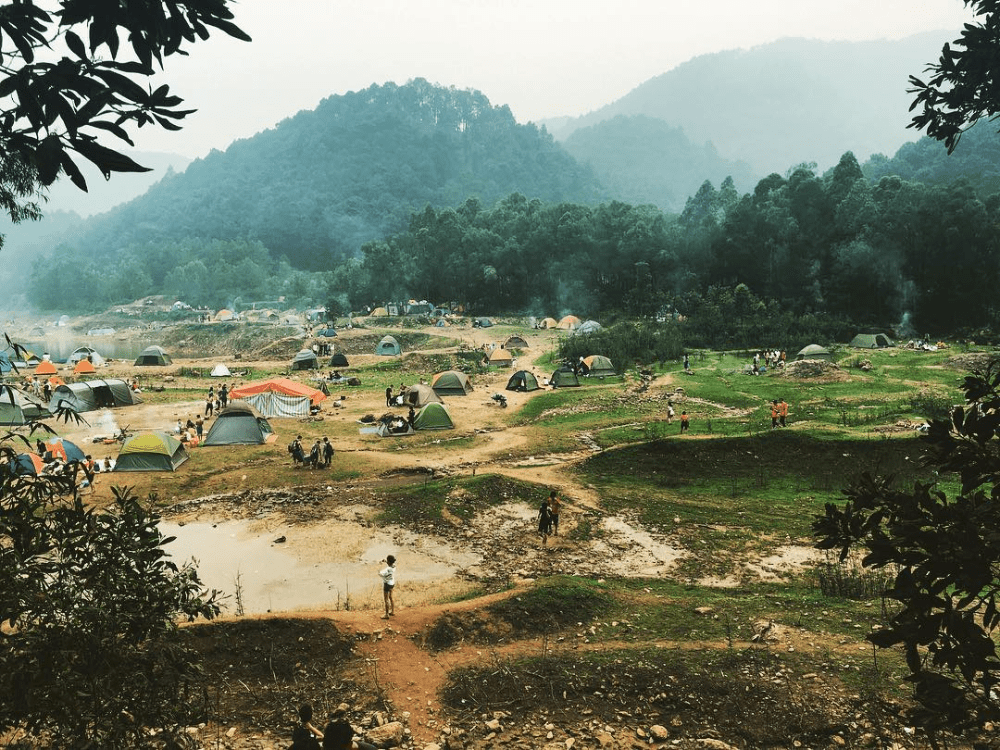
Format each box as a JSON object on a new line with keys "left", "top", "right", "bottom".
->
{"left": 322, "top": 718, "right": 376, "bottom": 750}
{"left": 291, "top": 703, "right": 323, "bottom": 750}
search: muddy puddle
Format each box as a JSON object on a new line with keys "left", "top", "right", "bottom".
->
{"left": 160, "top": 518, "right": 482, "bottom": 615}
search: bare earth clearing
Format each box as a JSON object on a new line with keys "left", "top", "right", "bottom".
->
{"left": 7, "top": 318, "right": 979, "bottom": 750}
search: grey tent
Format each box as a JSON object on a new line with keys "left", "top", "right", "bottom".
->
{"left": 376, "top": 420, "right": 414, "bottom": 437}
{"left": 473, "top": 317, "right": 493, "bottom": 328}
{"left": 134, "top": 345, "right": 172, "bottom": 366}
{"left": 203, "top": 402, "right": 275, "bottom": 445}
{"left": 796, "top": 344, "right": 834, "bottom": 361}
{"left": 0, "top": 352, "right": 13, "bottom": 374}
{"left": 550, "top": 366, "right": 580, "bottom": 388}
{"left": 574, "top": 320, "right": 603, "bottom": 336}
{"left": 376, "top": 335, "right": 401, "bottom": 356}
{"left": 291, "top": 349, "right": 319, "bottom": 370}
{"left": 403, "top": 383, "right": 443, "bottom": 408}
{"left": 329, "top": 352, "right": 349, "bottom": 367}
{"left": 431, "top": 370, "right": 473, "bottom": 396}
{"left": 68, "top": 346, "right": 105, "bottom": 366}
{"left": 0, "top": 386, "right": 51, "bottom": 425}
{"left": 315, "top": 327, "right": 338, "bottom": 338}
{"left": 849, "top": 333, "right": 894, "bottom": 349}
{"left": 506, "top": 370, "right": 540, "bottom": 392}
{"left": 49, "top": 378, "right": 141, "bottom": 412}
{"left": 114, "top": 432, "right": 188, "bottom": 472}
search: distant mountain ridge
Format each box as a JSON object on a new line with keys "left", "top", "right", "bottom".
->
{"left": 542, "top": 33, "right": 954, "bottom": 175}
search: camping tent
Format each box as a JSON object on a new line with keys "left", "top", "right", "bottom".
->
{"left": 210, "top": 363, "right": 232, "bottom": 377}
{"left": 796, "top": 344, "right": 834, "bottom": 361}
{"left": 376, "top": 335, "right": 401, "bottom": 356}
{"left": 48, "top": 379, "right": 141, "bottom": 412}
{"left": 315, "top": 327, "right": 338, "bottom": 338}
{"left": 9, "top": 453, "right": 46, "bottom": 475}
{"left": 550, "top": 366, "right": 581, "bottom": 387}
{"left": 539, "top": 317, "right": 558, "bottom": 329}
{"left": 486, "top": 348, "right": 513, "bottom": 367}
{"left": 329, "top": 352, "right": 349, "bottom": 367}
{"left": 506, "top": 370, "right": 540, "bottom": 392}
{"left": 556, "top": 315, "right": 581, "bottom": 330}
{"left": 0, "top": 386, "right": 51, "bottom": 425}
{"left": 34, "top": 360, "right": 56, "bottom": 376}
{"left": 214, "top": 309, "right": 235, "bottom": 322}
{"left": 431, "top": 370, "right": 473, "bottom": 396}
{"left": 68, "top": 346, "right": 105, "bottom": 366}
{"left": 376, "top": 420, "right": 414, "bottom": 437}
{"left": 290, "top": 349, "right": 319, "bottom": 370}
{"left": 504, "top": 335, "right": 528, "bottom": 348}
{"left": 369, "top": 307, "right": 389, "bottom": 317}
{"left": 581, "top": 355, "right": 616, "bottom": 377}
{"left": 413, "top": 402, "right": 453, "bottom": 430}
{"left": 230, "top": 378, "right": 326, "bottom": 418}
{"left": 402, "top": 384, "right": 443, "bottom": 408}
{"left": 575, "top": 320, "right": 602, "bottom": 335}
{"left": 473, "top": 317, "right": 493, "bottom": 328}
{"left": 72, "top": 358, "right": 96, "bottom": 376}
{"left": 42, "top": 437, "right": 85, "bottom": 462}
{"left": 114, "top": 432, "right": 188, "bottom": 472}
{"left": 134, "top": 346, "right": 172, "bottom": 366}
{"left": 849, "top": 333, "right": 894, "bottom": 349}
{"left": 203, "top": 402, "right": 275, "bottom": 445}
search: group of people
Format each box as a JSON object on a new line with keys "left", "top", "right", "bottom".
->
{"left": 536, "top": 490, "right": 561, "bottom": 545}
{"left": 665, "top": 402, "right": 690, "bottom": 433}
{"left": 204, "top": 383, "right": 229, "bottom": 417}
{"left": 292, "top": 703, "right": 377, "bottom": 750}
{"left": 751, "top": 349, "right": 786, "bottom": 375}
{"left": 385, "top": 383, "right": 410, "bottom": 407}
{"left": 770, "top": 398, "right": 790, "bottom": 429}
{"left": 288, "top": 434, "right": 335, "bottom": 469}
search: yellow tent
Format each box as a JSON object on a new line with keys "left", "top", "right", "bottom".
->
{"left": 539, "top": 317, "right": 558, "bottom": 329}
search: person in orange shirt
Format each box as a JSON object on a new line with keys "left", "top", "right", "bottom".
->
{"left": 680, "top": 411, "right": 690, "bottom": 433}
{"left": 779, "top": 398, "right": 789, "bottom": 427}
{"left": 771, "top": 400, "right": 779, "bottom": 430}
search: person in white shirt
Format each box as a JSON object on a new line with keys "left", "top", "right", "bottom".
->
{"left": 379, "top": 555, "right": 396, "bottom": 618}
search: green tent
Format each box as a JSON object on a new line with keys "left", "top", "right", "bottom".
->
{"left": 413, "top": 402, "right": 453, "bottom": 430}
{"left": 329, "top": 352, "right": 349, "bottom": 367}
{"left": 290, "top": 349, "right": 319, "bottom": 370}
{"left": 114, "top": 432, "right": 188, "bottom": 472}
{"left": 431, "top": 370, "right": 473, "bottom": 396}
{"left": 203, "top": 402, "right": 275, "bottom": 446}
{"left": 796, "top": 344, "right": 834, "bottom": 361}
{"left": 849, "top": 333, "right": 893, "bottom": 349}
{"left": 376, "top": 335, "right": 401, "bottom": 356}
{"left": 550, "top": 366, "right": 580, "bottom": 387}
{"left": 506, "top": 370, "right": 540, "bottom": 392}
{"left": 581, "top": 355, "right": 615, "bottom": 377}
{"left": 0, "top": 385, "right": 51, "bottom": 425}
{"left": 134, "top": 345, "right": 172, "bottom": 366}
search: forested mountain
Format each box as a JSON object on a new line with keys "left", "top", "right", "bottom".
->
{"left": 561, "top": 115, "right": 759, "bottom": 213}
{"left": 543, "top": 34, "right": 951, "bottom": 175}
{"left": 863, "top": 121, "right": 1000, "bottom": 197}
{"left": 49, "top": 79, "right": 604, "bottom": 273}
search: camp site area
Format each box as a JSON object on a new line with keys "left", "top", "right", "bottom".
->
{"left": 3, "top": 314, "right": 993, "bottom": 750}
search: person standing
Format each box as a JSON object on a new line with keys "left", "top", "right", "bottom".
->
{"left": 205, "top": 392, "right": 214, "bottom": 418}
{"left": 667, "top": 401, "right": 675, "bottom": 424}
{"left": 219, "top": 383, "right": 228, "bottom": 408}
{"left": 385, "top": 385, "right": 393, "bottom": 407}
{"left": 537, "top": 495, "right": 552, "bottom": 545}
{"left": 548, "top": 490, "right": 561, "bottom": 537}
{"left": 195, "top": 415, "right": 204, "bottom": 441}
{"left": 770, "top": 400, "right": 779, "bottom": 430}
{"left": 683, "top": 353, "right": 690, "bottom": 373}
{"left": 322, "top": 436, "right": 334, "bottom": 467}
{"left": 380, "top": 555, "right": 396, "bottom": 618}
{"left": 680, "top": 411, "right": 690, "bottom": 433}
{"left": 779, "top": 398, "right": 789, "bottom": 428}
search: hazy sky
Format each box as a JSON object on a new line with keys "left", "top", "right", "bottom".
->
{"left": 130, "top": 0, "right": 973, "bottom": 158}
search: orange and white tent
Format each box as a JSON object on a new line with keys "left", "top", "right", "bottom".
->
{"left": 229, "top": 378, "right": 326, "bottom": 418}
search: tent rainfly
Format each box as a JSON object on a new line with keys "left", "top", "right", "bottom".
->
{"left": 376, "top": 335, "right": 401, "bottom": 356}
{"left": 575, "top": 320, "right": 602, "bottom": 336}
{"left": 329, "top": 352, "right": 349, "bottom": 367}
{"left": 556, "top": 315, "right": 581, "bottom": 330}
{"left": 431, "top": 370, "right": 473, "bottom": 396}
{"left": 48, "top": 378, "right": 141, "bottom": 412}
{"left": 229, "top": 378, "right": 326, "bottom": 418}
{"left": 796, "top": 344, "right": 834, "bottom": 361}
{"left": 0, "top": 386, "right": 51, "bottom": 425}
{"left": 506, "top": 370, "right": 540, "bottom": 392}
{"left": 210, "top": 364, "right": 232, "bottom": 377}
{"left": 413, "top": 402, "right": 453, "bottom": 430}
{"left": 134, "top": 346, "right": 172, "bottom": 366}
{"left": 504, "top": 335, "right": 528, "bottom": 348}
{"left": 486, "top": 348, "right": 513, "bottom": 367}
{"left": 290, "top": 349, "right": 319, "bottom": 370}
{"left": 72, "top": 358, "right": 96, "bottom": 375}
{"left": 114, "top": 432, "right": 188, "bottom": 472}
{"left": 203, "top": 402, "right": 276, "bottom": 445}
{"left": 849, "top": 333, "right": 893, "bottom": 349}
{"left": 402, "top": 384, "right": 443, "bottom": 408}
{"left": 34, "top": 360, "right": 56, "bottom": 376}
{"left": 550, "top": 366, "right": 580, "bottom": 387}
{"left": 581, "top": 355, "right": 616, "bottom": 377}
{"left": 68, "top": 346, "right": 105, "bottom": 366}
